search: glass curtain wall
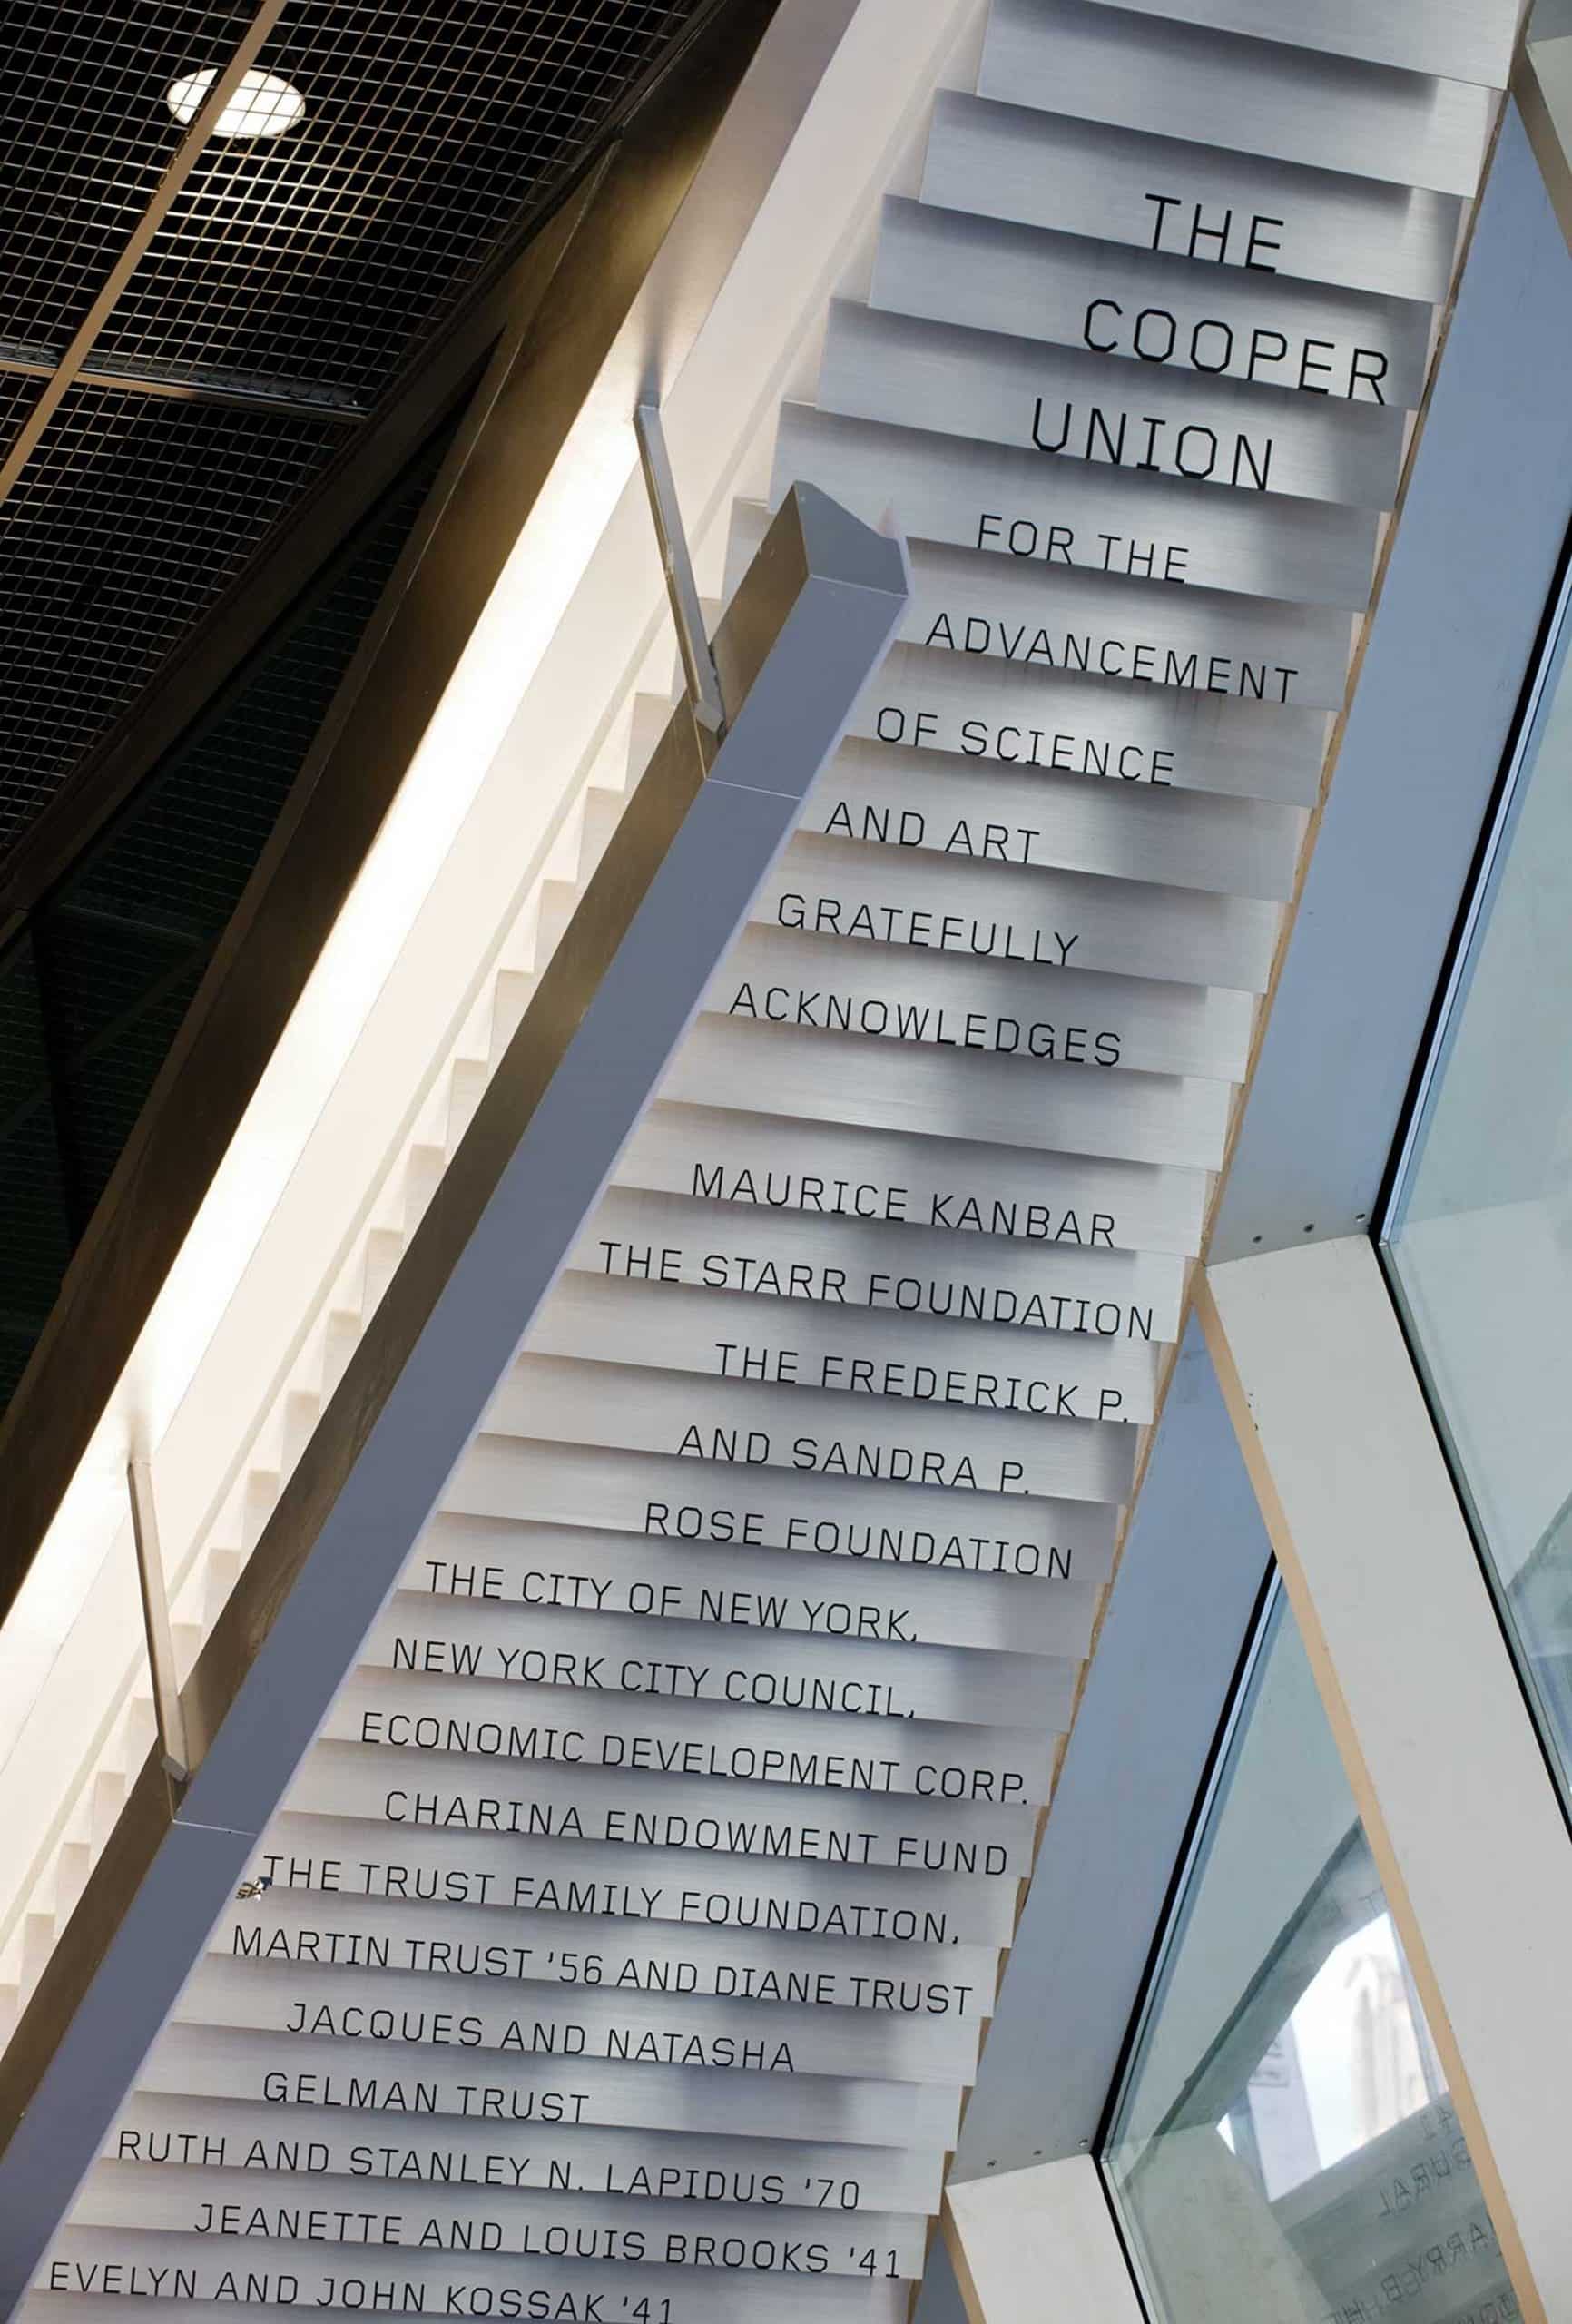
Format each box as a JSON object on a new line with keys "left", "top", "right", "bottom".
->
{"left": 1105, "top": 1585, "right": 1515, "bottom": 2324}
{"left": 1383, "top": 548, "right": 1572, "bottom": 1802}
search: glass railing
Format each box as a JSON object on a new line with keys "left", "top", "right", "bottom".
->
{"left": 1105, "top": 1584, "right": 1518, "bottom": 2324}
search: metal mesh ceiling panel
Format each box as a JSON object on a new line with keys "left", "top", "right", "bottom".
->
{"left": 0, "top": 0, "right": 710, "bottom": 859}
{"left": 0, "top": 938, "right": 74, "bottom": 1396}
{"left": 0, "top": 385, "right": 345, "bottom": 853}
{"left": 0, "top": 433, "right": 446, "bottom": 1407}
{"left": 0, "top": 4, "right": 255, "bottom": 356}
{"left": 0, "top": 377, "right": 44, "bottom": 465}
{"left": 94, "top": 1, "right": 698, "bottom": 402}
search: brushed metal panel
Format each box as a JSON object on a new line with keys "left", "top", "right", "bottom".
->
{"left": 756, "top": 841, "right": 1281, "bottom": 1000}
{"left": 873, "top": 196, "right": 1433, "bottom": 407}
{"left": 618, "top": 1100, "right": 1210, "bottom": 1255}
{"left": 110, "top": 2092, "right": 942, "bottom": 2212}
{"left": 108, "top": 2091, "right": 944, "bottom": 2216}
{"left": 319, "top": 1671, "right": 1059, "bottom": 1807}
{"left": 667, "top": 1018, "right": 1235, "bottom": 1173}
{"left": 818, "top": 301, "right": 1406, "bottom": 512}
{"left": 774, "top": 398, "right": 1382, "bottom": 611}
{"left": 578, "top": 1183, "right": 1188, "bottom": 1336}
{"left": 256, "top": 1806, "right": 1028, "bottom": 1945}
{"left": 799, "top": 608, "right": 1337, "bottom": 808}
{"left": 980, "top": 0, "right": 1495, "bottom": 193}
{"left": 2, "top": 486, "right": 912, "bottom": 2313}
{"left": 889, "top": 547, "right": 1352, "bottom": 712}
{"left": 500, "top": 1350, "right": 1140, "bottom": 1503}
{"left": 362, "top": 1594, "right": 1084, "bottom": 1731}
{"left": 922, "top": 91, "right": 1462, "bottom": 304}
{"left": 73, "top": 2162, "right": 930, "bottom": 2280}
{"left": 761, "top": 827, "right": 1291, "bottom": 990}
{"left": 453, "top": 1433, "right": 1122, "bottom": 1583}
{"left": 528, "top": 1274, "right": 1158, "bottom": 1431}
{"left": 733, "top": 496, "right": 1358, "bottom": 712}
{"left": 710, "top": 923, "right": 1257, "bottom": 1080}
{"left": 812, "top": 734, "right": 1302, "bottom": 904}
{"left": 139, "top": 2022, "right": 966, "bottom": 2151}
{"left": 179, "top": 1957, "right": 985, "bottom": 2085}
{"left": 1078, "top": 0, "right": 1518, "bottom": 93}
{"left": 411, "top": 1512, "right": 1109, "bottom": 1657}
{"left": 39, "top": 2230, "right": 910, "bottom": 2324}
{"left": 207, "top": 1890, "right": 997, "bottom": 2022}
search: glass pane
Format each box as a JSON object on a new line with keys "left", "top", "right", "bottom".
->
{"left": 1384, "top": 562, "right": 1572, "bottom": 1797}
{"left": 1105, "top": 1589, "right": 1518, "bottom": 2324}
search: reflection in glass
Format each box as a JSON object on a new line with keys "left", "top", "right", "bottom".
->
{"left": 1383, "top": 557, "right": 1572, "bottom": 1798}
{"left": 1104, "top": 1588, "right": 1517, "bottom": 2324}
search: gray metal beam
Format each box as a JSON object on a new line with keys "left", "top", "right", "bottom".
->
{"left": 948, "top": 1318, "right": 1272, "bottom": 2178}
{"left": 1213, "top": 106, "right": 1572, "bottom": 1259}
{"left": 0, "top": 480, "right": 909, "bottom": 2314}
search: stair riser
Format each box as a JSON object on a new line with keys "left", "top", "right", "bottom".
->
{"left": 137, "top": 2018, "right": 963, "bottom": 2150}
{"left": 873, "top": 195, "right": 1431, "bottom": 409}
{"left": 1075, "top": 0, "right": 1517, "bottom": 85}
{"left": 406, "top": 1510, "right": 1105, "bottom": 1659}
{"left": 806, "top": 736, "right": 1302, "bottom": 910}
{"left": 578, "top": 1180, "right": 1187, "bottom": 1336}
{"left": 979, "top": 0, "right": 1492, "bottom": 196}
{"left": 711, "top": 921, "right": 1256, "bottom": 1083}
{"left": 774, "top": 396, "right": 1381, "bottom": 608}
{"left": 250, "top": 1801, "right": 1028, "bottom": 1945}
{"left": 72, "top": 2165, "right": 928, "bottom": 2280}
{"left": 740, "top": 491, "right": 1360, "bottom": 709}
{"left": 42, "top": 2230, "right": 910, "bottom": 2324}
{"left": 666, "top": 1017, "right": 1233, "bottom": 1174}
{"left": 291, "top": 1718, "right": 1045, "bottom": 1849}
{"left": 819, "top": 302, "right": 1405, "bottom": 514}
{"left": 106, "top": 2091, "right": 940, "bottom": 2216}
{"left": 180, "top": 1955, "right": 983, "bottom": 2088}
{"left": 451, "top": 1429, "right": 1120, "bottom": 1582}
{"left": 618, "top": 1098, "right": 1207, "bottom": 1258}
{"left": 922, "top": 92, "right": 1460, "bottom": 306}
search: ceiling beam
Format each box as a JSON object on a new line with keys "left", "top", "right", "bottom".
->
{"left": 0, "top": 346, "right": 364, "bottom": 424}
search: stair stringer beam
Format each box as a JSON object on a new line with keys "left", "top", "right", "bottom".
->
{"left": 0, "top": 484, "right": 909, "bottom": 2319}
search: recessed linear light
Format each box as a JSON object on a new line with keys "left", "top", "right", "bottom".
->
{"left": 165, "top": 65, "right": 306, "bottom": 139}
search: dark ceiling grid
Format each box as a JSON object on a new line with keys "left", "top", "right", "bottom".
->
{"left": 0, "top": 387, "right": 344, "bottom": 853}
{"left": 94, "top": 1, "right": 701, "bottom": 403}
{"left": 0, "top": 379, "right": 42, "bottom": 467}
{"left": 0, "top": 0, "right": 709, "bottom": 862}
{"left": 0, "top": 428, "right": 450, "bottom": 1408}
{"left": 0, "top": 4, "right": 260, "bottom": 358}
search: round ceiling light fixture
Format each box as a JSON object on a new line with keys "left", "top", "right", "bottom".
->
{"left": 165, "top": 64, "right": 306, "bottom": 139}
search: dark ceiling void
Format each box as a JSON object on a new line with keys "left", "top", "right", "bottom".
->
{"left": 1, "top": 387, "right": 348, "bottom": 851}
{"left": 0, "top": 0, "right": 714, "bottom": 859}
{"left": 0, "top": 0, "right": 735, "bottom": 1409}
{"left": 0, "top": 422, "right": 455, "bottom": 1410}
